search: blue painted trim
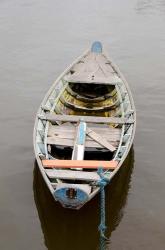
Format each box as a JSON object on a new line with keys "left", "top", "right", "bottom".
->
{"left": 91, "top": 41, "right": 102, "bottom": 53}
{"left": 54, "top": 187, "right": 88, "bottom": 208}
{"left": 78, "top": 122, "right": 85, "bottom": 145}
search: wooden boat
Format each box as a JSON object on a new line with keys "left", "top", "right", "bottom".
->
{"left": 33, "top": 41, "right": 136, "bottom": 209}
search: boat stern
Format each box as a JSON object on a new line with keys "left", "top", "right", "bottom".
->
{"left": 54, "top": 183, "right": 91, "bottom": 209}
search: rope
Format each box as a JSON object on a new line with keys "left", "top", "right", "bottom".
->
{"left": 97, "top": 167, "right": 109, "bottom": 250}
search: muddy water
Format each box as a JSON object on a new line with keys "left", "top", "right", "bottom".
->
{"left": 0, "top": 0, "right": 165, "bottom": 249}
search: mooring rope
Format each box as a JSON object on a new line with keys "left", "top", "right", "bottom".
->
{"left": 97, "top": 168, "right": 109, "bottom": 250}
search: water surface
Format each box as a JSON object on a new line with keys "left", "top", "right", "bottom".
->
{"left": 0, "top": 0, "right": 165, "bottom": 249}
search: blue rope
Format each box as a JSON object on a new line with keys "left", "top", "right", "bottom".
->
{"left": 97, "top": 167, "right": 109, "bottom": 250}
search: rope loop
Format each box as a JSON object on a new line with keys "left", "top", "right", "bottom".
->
{"left": 97, "top": 168, "right": 109, "bottom": 186}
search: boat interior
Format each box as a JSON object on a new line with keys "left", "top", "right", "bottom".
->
{"left": 45, "top": 81, "right": 123, "bottom": 163}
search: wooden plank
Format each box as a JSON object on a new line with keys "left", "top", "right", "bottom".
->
{"left": 47, "top": 137, "right": 118, "bottom": 148}
{"left": 48, "top": 126, "right": 121, "bottom": 142}
{"left": 47, "top": 123, "right": 120, "bottom": 149}
{"left": 67, "top": 75, "right": 122, "bottom": 85}
{"left": 48, "top": 132, "right": 120, "bottom": 142}
{"left": 49, "top": 125, "right": 121, "bottom": 135}
{"left": 42, "top": 159, "right": 118, "bottom": 169}
{"left": 39, "top": 114, "right": 134, "bottom": 124}
{"left": 45, "top": 169, "right": 100, "bottom": 181}
{"left": 96, "top": 54, "right": 115, "bottom": 73}
{"left": 86, "top": 127, "right": 116, "bottom": 152}
{"left": 48, "top": 129, "right": 121, "bottom": 140}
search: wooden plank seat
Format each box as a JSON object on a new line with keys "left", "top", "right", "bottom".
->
{"left": 45, "top": 169, "right": 101, "bottom": 181}
{"left": 47, "top": 137, "right": 118, "bottom": 148}
{"left": 47, "top": 124, "right": 120, "bottom": 149}
{"left": 38, "top": 114, "right": 134, "bottom": 124}
{"left": 42, "top": 159, "right": 118, "bottom": 169}
{"left": 48, "top": 125, "right": 121, "bottom": 140}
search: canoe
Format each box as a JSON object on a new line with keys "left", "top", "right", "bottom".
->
{"left": 33, "top": 41, "right": 136, "bottom": 209}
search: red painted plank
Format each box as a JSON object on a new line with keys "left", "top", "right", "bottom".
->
{"left": 42, "top": 159, "right": 118, "bottom": 169}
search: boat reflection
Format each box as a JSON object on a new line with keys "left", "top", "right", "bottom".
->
{"left": 33, "top": 147, "right": 134, "bottom": 250}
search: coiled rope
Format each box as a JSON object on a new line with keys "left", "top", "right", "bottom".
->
{"left": 97, "top": 167, "right": 109, "bottom": 250}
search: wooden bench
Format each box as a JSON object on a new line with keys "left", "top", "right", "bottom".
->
{"left": 42, "top": 159, "right": 118, "bottom": 169}
{"left": 47, "top": 124, "right": 120, "bottom": 150}
{"left": 38, "top": 113, "right": 134, "bottom": 124}
{"left": 45, "top": 169, "right": 101, "bottom": 181}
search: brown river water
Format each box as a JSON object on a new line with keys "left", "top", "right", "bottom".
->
{"left": 0, "top": 0, "right": 165, "bottom": 249}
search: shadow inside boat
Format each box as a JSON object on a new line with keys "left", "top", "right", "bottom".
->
{"left": 33, "top": 147, "right": 134, "bottom": 250}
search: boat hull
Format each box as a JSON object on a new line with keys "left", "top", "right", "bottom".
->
{"left": 33, "top": 42, "right": 136, "bottom": 209}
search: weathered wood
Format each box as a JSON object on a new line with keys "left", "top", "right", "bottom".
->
{"left": 96, "top": 54, "right": 115, "bottom": 74}
{"left": 48, "top": 126, "right": 121, "bottom": 142}
{"left": 48, "top": 124, "right": 121, "bottom": 136}
{"left": 86, "top": 127, "right": 116, "bottom": 152}
{"left": 67, "top": 75, "right": 122, "bottom": 85}
{"left": 39, "top": 114, "right": 134, "bottom": 124}
{"left": 47, "top": 137, "right": 119, "bottom": 148}
{"left": 67, "top": 52, "right": 121, "bottom": 85}
{"left": 48, "top": 131, "right": 120, "bottom": 142}
{"left": 45, "top": 169, "right": 100, "bottom": 181}
{"left": 42, "top": 159, "right": 118, "bottom": 169}
{"left": 47, "top": 121, "right": 120, "bottom": 150}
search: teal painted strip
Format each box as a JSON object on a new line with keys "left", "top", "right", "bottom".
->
{"left": 91, "top": 41, "right": 102, "bottom": 53}
{"left": 78, "top": 122, "right": 85, "bottom": 145}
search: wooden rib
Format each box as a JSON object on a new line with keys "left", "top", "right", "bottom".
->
{"left": 42, "top": 159, "right": 118, "bottom": 169}
{"left": 60, "top": 96, "right": 118, "bottom": 112}
{"left": 66, "top": 86, "right": 106, "bottom": 102}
